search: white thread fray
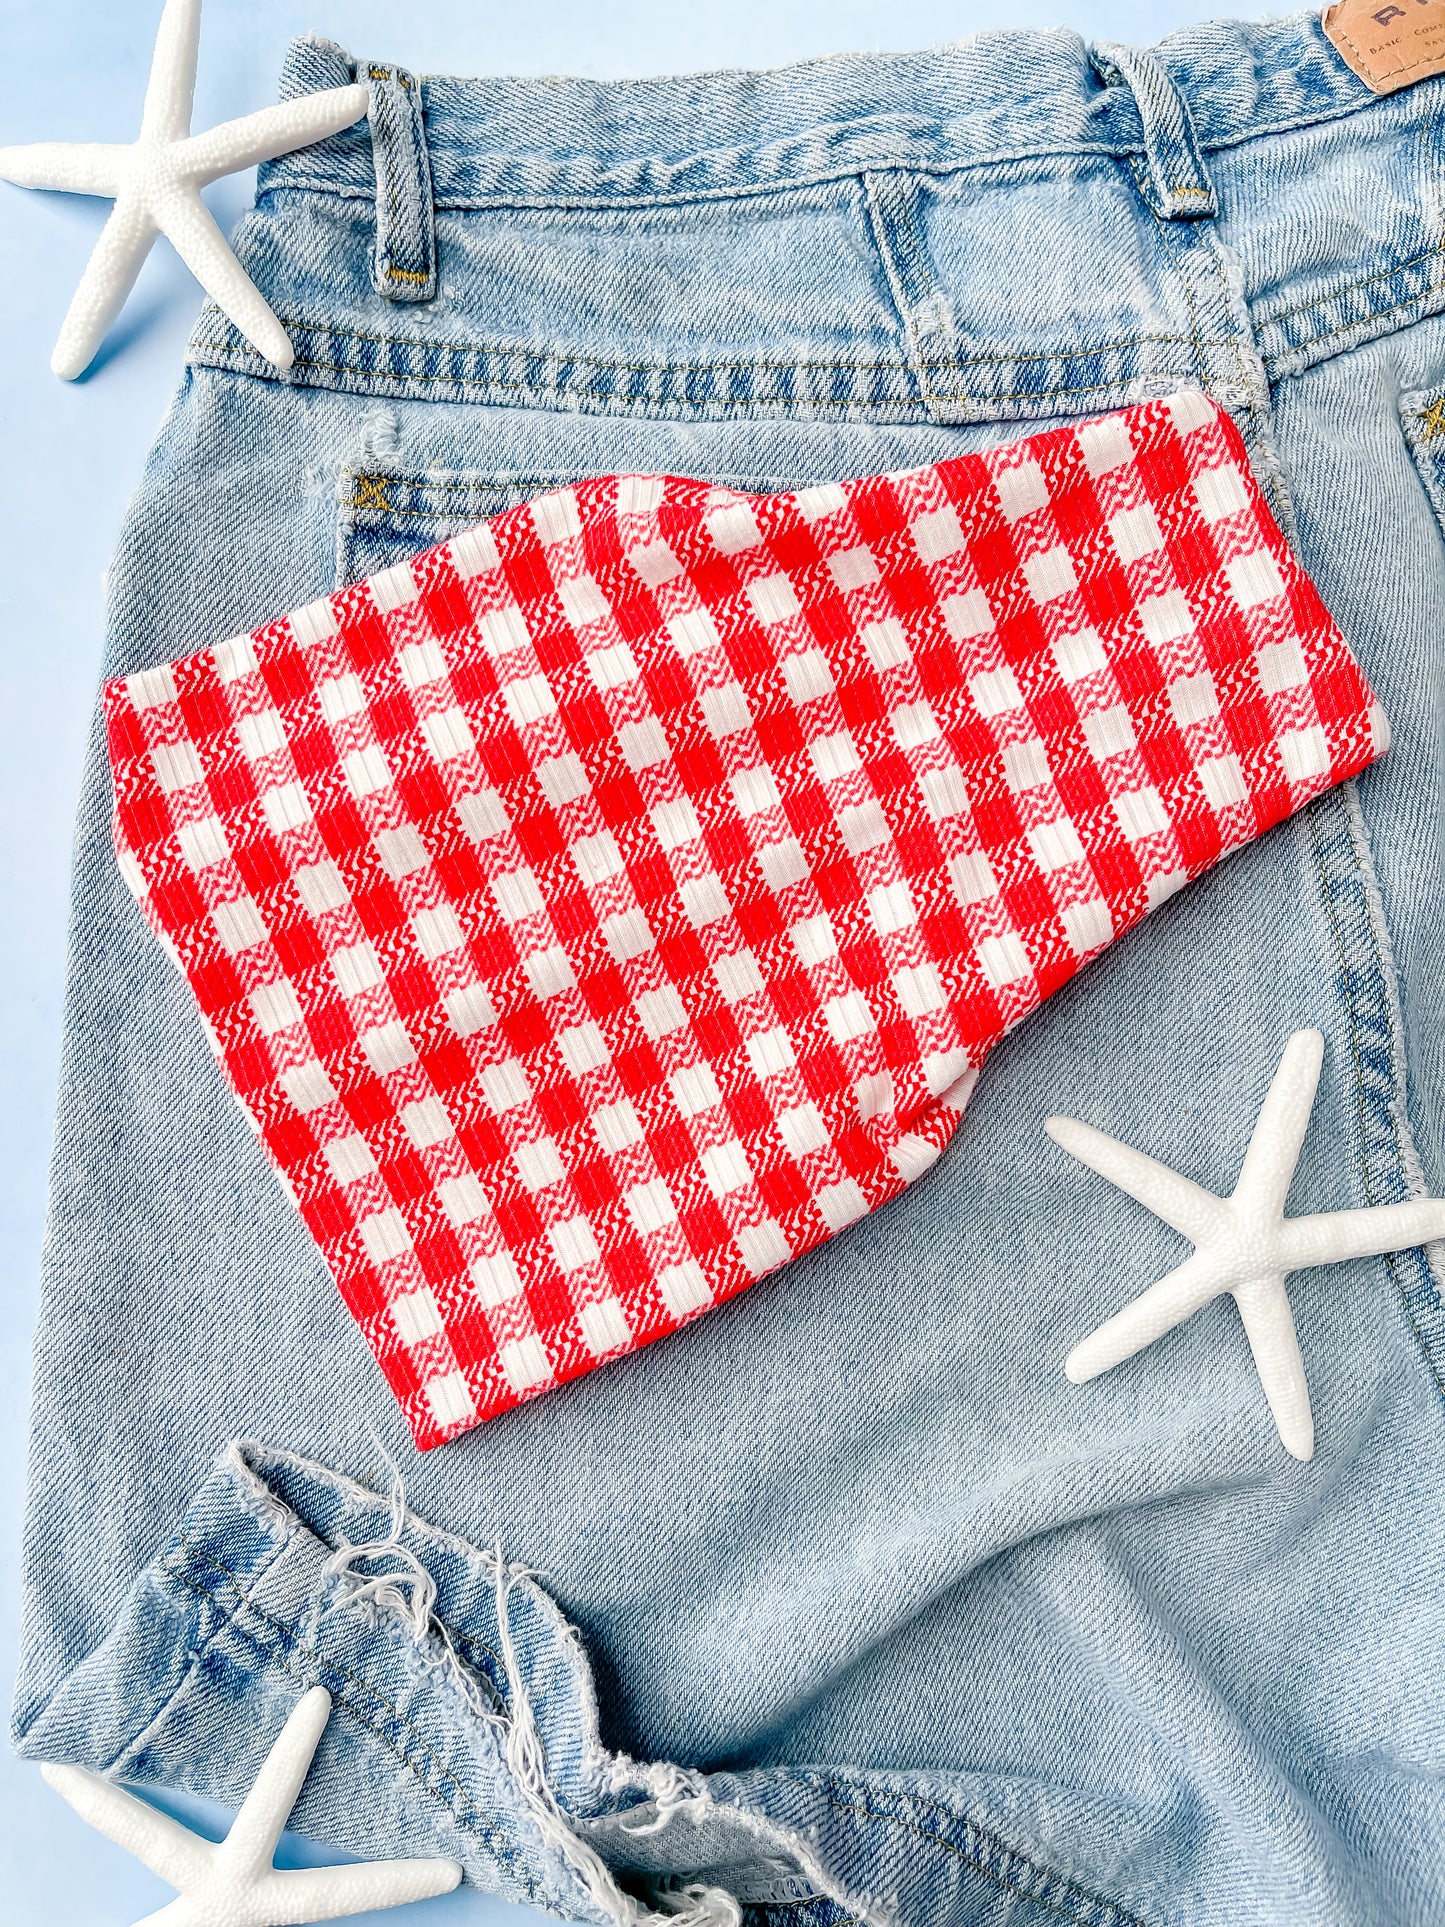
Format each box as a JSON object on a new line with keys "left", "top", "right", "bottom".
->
{"left": 612, "top": 1759, "right": 712, "bottom": 1836}
{"left": 323, "top": 1466, "right": 739, "bottom": 1927}
{"left": 321, "top": 1465, "right": 501, "bottom": 1722}
{"left": 649, "top": 1881, "right": 745, "bottom": 1925}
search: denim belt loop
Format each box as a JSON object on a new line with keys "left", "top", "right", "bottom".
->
{"left": 364, "top": 60, "right": 439, "bottom": 302}
{"left": 1088, "top": 41, "right": 1218, "bottom": 222}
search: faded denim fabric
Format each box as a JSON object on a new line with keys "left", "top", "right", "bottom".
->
{"left": 13, "top": 13, "right": 1445, "bottom": 1927}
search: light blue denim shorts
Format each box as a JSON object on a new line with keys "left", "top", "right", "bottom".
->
{"left": 14, "top": 13, "right": 1445, "bottom": 1925}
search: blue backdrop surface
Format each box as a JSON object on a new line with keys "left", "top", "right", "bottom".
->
{"left": 0, "top": 1, "right": 1265, "bottom": 1919}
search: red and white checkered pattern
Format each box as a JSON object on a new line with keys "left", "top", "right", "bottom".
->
{"left": 104, "top": 391, "right": 1386, "bottom": 1447}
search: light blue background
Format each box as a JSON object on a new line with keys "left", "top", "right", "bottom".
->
{"left": 0, "top": 2, "right": 1270, "bottom": 1920}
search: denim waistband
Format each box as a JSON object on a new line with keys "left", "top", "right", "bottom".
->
{"left": 198, "top": 15, "right": 1443, "bottom": 434}
{"left": 264, "top": 12, "right": 1374, "bottom": 211}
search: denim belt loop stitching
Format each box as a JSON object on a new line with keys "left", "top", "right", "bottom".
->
{"left": 364, "top": 60, "right": 438, "bottom": 303}
{"left": 1088, "top": 41, "right": 1218, "bottom": 223}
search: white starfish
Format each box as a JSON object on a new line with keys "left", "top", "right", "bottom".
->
{"left": 0, "top": 0, "right": 367, "bottom": 378}
{"left": 40, "top": 1685, "right": 463, "bottom": 1925}
{"left": 1049, "top": 1029, "right": 1445, "bottom": 1461}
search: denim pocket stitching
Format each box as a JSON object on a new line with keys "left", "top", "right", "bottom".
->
{"left": 206, "top": 320, "right": 918, "bottom": 377}
{"left": 343, "top": 469, "right": 816, "bottom": 513}
{"left": 1257, "top": 248, "right": 1445, "bottom": 379}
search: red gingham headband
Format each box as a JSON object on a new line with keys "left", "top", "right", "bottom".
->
{"left": 105, "top": 391, "right": 1386, "bottom": 1448}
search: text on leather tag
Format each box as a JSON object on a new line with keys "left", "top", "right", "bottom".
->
{"left": 1323, "top": 0, "right": 1445, "bottom": 94}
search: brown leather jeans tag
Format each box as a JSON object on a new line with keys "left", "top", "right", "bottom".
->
{"left": 1323, "top": 0, "right": 1445, "bottom": 94}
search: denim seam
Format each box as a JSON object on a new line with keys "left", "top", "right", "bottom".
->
{"left": 5, "top": 1472, "right": 301, "bottom": 1753}
{"left": 192, "top": 337, "right": 1195, "bottom": 412}
{"left": 1302, "top": 788, "right": 1445, "bottom": 1404}
{"left": 1257, "top": 236, "right": 1445, "bottom": 333}
{"left": 1197, "top": 223, "right": 1283, "bottom": 521}
{"left": 870, "top": 169, "right": 959, "bottom": 417}
{"left": 813, "top": 1782, "right": 1152, "bottom": 1927}
{"left": 166, "top": 1544, "right": 500, "bottom": 1813}
{"left": 195, "top": 343, "right": 924, "bottom": 408}
{"left": 1194, "top": 223, "right": 1250, "bottom": 402}
{"left": 1124, "top": 148, "right": 1279, "bottom": 494}
{"left": 1309, "top": 814, "right": 1379, "bottom": 1194}
{"left": 1268, "top": 267, "right": 1445, "bottom": 359}
{"left": 859, "top": 171, "right": 936, "bottom": 416}
{"left": 1338, "top": 774, "right": 1445, "bottom": 1309}
{"left": 762, "top": 1910, "right": 866, "bottom": 1927}
{"left": 162, "top": 1538, "right": 544, "bottom": 1899}
{"left": 348, "top": 509, "right": 511, "bottom": 524}
{"left": 271, "top": 156, "right": 1150, "bottom": 218}
{"left": 893, "top": 173, "right": 963, "bottom": 413}
{"left": 1126, "top": 155, "right": 1207, "bottom": 394}
{"left": 774, "top": 1912, "right": 866, "bottom": 1927}
{"left": 1258, "top": 249, "right": 1445, "bottom": 375}
{"left": 206, "top": 321, "right": 913, "bottom": 376}
{"left": 101, "top": 1524, "right": 298, "bottom": 1779}
{"left": 162, "top": 1540, "right": 1152, "bottom": 1926}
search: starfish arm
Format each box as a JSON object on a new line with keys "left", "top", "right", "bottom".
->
{"left": 140, "top": 0, "right": 200, "bottom": 144}
{"left": 131, "top": 1900, "right": 200, "bottom": 1927}
{"left": 1231, "top": 1029, "right": 1323, "bottom": 1217}
{"left": 0, "top": 141, "right": 128, "bottom": 196}
{"left": 216, "top": 1686, "right": 332, "bottom": 1879}
{"left": 51, "top": 197, "right": 156, "bottom": 378}
{"left": 154, "top": 183, "right": 293, "bottom": 368}
{"left": 1064, "top": 1247, "right": 1223, "bottom": 1383}
{"left": 177, "top": 84, "right": 370, "bottom": 185}
{"left": 40, "top": 1763, "right": 213, "bottom": 1890}
{"left": 1233, "top": 1274, "right": 1314, "bottom": 1460}
{"left": 255, "top": 1855, "right": 465, "bottom": 1920}
{"left": 1045, "top": 1115, "right": 1225, "bottom": 1243}
{"left": 1278, "top": 1197, "right": 1445, "bottom": 1270}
